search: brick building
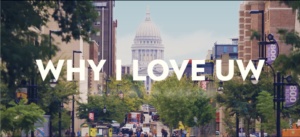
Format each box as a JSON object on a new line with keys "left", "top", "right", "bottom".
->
{"left": 113, "top": 20, "right": 117, "bottom": 75}
{"left": 91, "top": 1, "right": 116, "bottom": 77}
{"left": 238, "top": 1, "right": 296, "bottom": 63}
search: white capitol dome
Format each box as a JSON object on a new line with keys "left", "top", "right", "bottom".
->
{"left": 131, "top": 6, "right": 165, "bottom": 94}
{"left": 134, "top": 7, "right": 162, "bottom": 41}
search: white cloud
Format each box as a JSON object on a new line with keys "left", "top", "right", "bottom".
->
{"left": 117, "top": 31, "right": 236, "bottom": 66}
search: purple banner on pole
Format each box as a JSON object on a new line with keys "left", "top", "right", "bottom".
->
{"left": 285, "top": 85, "right": 299, "bottom": 107}
{"left": 266, "top": 44, "right": 277, "bottom": 64}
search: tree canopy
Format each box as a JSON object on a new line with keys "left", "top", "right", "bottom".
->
{"left": 1, "top": 1, "right": 98, "bottom": 133}
{"left": 77, "top": 74, "right": 147, "bottom": 123}
{"left": 149, "top": 73, "right": 216, "bottom": 130}
{"left": 0, "top": 99, "right": 46, "bottom": 136}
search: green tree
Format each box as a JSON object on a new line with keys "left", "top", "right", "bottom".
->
{"left": 36, "top": 54, "right": 80, "bottom": 133}
{"left": 221, "top": 109, "right": 236, "bottom": 137}
{"left": 77, "top": 74, "right": 147, "bottom": 123}
{"left": 215, "top": 67, "right": 274, "bottom": 137}
{"left": 256, "top": 90, "right": 289, "bottom": 134}
{"left": 149, "top": 73, "right": 216, "bottom": 132}
{"left": 107, "top": 74, "right": 148, "bottom": 110}
{"left": 1, "top": 1, "right": 98, "bottom": 92}
{"left": 0, "top": 99, "right": 46, "bottom": 136}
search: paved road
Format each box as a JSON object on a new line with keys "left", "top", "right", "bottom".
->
{"left": 144, "top": 113, "right": 170, "bottom": 136}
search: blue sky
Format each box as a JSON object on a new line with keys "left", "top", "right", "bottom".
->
{"left": 114, "top": 1, "right": 241, "bottom": 65}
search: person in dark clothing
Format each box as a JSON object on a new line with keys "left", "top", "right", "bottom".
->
{"left": 161, "top": 129, "right": 168, "bottom": 137}
{"left": 129, "top": 128, "right": 133, "bottom": 137}
{"left": 65, "top": 129, "right": 70, "bottom": 137}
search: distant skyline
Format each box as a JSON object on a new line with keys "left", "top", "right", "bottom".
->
{"left": 114, "top": 1, "right": 240, "bottom": 66}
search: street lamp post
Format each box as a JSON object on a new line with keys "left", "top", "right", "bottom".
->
{"left": 49, "top": 30, "right": 62, "bottom": 137}
{"left": 72, "top": 50, "right": 82, "bottom": 137}
{"left": 49, "top": 78, "right": 58, "bottom": 137}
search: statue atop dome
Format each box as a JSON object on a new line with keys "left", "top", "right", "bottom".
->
{"left": 147, "top": 6, "right": 149, "bottom": 12}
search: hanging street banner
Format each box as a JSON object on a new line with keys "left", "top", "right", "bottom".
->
{"left": 285, "top": 85, "right": 299, "bottom": 107}
{"left": 266, "top": 44, "right": 278, "bottom": 64}
{"left": 201, "top": 81, "right": 207, "bottom": 91}
{"left": 89, "top": 112, "right": 94, "bottom": 121}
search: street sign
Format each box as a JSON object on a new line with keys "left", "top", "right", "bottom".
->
{"left": 285, "top": 85, "right": 299, "bottom": 107}
{"left": 239, "top": 128, "right": 244, "bottom": 133}
{"left": 201, "top": 81, "right": 207, "bottom": 91}
{"left": 266, "top": 44, "right": 278, "bottom": 64}
{"left": 89, "top": 112, "right": 94, "bottom": 121}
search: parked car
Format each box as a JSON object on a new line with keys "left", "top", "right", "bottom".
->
{"left": 121, "top": 123, "right": 137, "bottom": 134}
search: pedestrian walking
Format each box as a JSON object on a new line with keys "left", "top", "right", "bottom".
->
{"left": 77, "top": 129, "right": 81, "bottom": 137}
{"left": 65, "top": 129, "right": 70, "bottom": 137}
{"left": 136, "top": 129, "right": 142, "bottom": 137}
{"left": 161, "top": 128, "right": 168, "bottom": 137}
{"left": 129, "top": 128, "right": 133, "bottom": 137}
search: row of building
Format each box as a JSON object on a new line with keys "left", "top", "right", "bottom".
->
{"left": 181, "top": 1, "right": 299, "bottom": 136}
{"left": 41, "top": 0, "right": 118, "bottom": 131}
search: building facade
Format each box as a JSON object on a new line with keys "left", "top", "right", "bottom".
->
{"left": 122, "top": 65, "right": 132, "bottom": 75}
{"left": 238, "top": 1, "right": 295, "bottom": 63}
{"left": 91, "top": 0, "right": 116, "bottom": 77}
{"left": 131, "top": 7, "right": 164, "bottom": 94}
{"left": 212, "top": 39, "right": 238, "bottom": 60}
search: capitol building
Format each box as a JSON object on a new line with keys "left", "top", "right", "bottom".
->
{"left": 131, "top": 7, "right": 165, "bottom": 94}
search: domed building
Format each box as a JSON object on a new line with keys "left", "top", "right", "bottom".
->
{"left": 131, "top": 6, "right": 164, "bottom": 94}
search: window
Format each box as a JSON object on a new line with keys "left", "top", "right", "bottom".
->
{"left": 98, "top": 52, "right": 100, "bottom": 55}
{"left": 144, "top": 55, "right": 145, "bottom": 61}
{"left": 150, "top": 55, "right": 152, "bottom": 60}
{"left": 96, "top": 31, "right": 100, "bottom": 36}
{"left": 147, "top": 87, "right": 149, "bottom": 90}
{"left": 147, "top": 55, "right": 149, "bottom": 61}
{"left": 233, "top": 47, "right": 237, "bottom": 53}
{"left": 223, "top": 47, "right": 227, "bottom": 53}
{"left": 151, "top": 41, "right": 152, "bottom": 43}
{"left": 98, "top": 11, "right": 101, "bottom": 16}
{"left": 95, "top": 22, "right": 100, "bottom": 25}
{"left": 127, "top": 67, "right": 130, "bottom": 74}
{"left": 122, "top": 67, "right": 125, "bottom": 74}
{"left": 143, "top": 41, "right": 145, "bottom": 44}
{"left": 147, "top": 41, "right": 149, "bottom": 43}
